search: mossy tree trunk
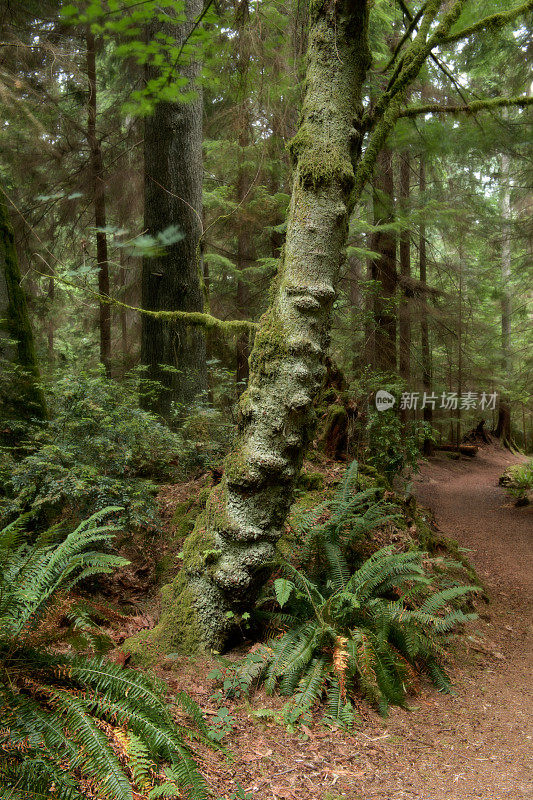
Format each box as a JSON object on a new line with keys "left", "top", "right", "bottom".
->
{"left": 0, "top": 196, "right": 46, "bottom": 421}
{"left": 128, "top": 0, "right": 491, "bottom": 657}
{"left": 132, "top": 0, "right": 371, "bottom": 656}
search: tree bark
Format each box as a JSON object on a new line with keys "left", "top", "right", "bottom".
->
{"left": 86, "top": 31, "right": 111, "bottom": 376}
{"left": 371, "top": 147, "right": 397, "bottom": 372}
{"left": 419, "top": 156, "right": 432, "bottom": 455}
{"left": 130, "top": 0, "right": 372, "bottom": 656}
{"left": 0, "top": 195, "right": 46, "bottom": 421}
{"left": 234, "top": 0, "right": 255, "bottom": 389}
{"left": 398, "top": 153, "right": 411, "bottom": 421}
{"left": 497, "top": 151, "right": 512, "bottom": 446}
{"left": 140, "top": 0, "right": 208, "bottom": 418}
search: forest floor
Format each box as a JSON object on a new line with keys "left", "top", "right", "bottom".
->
{"left": 126, "top": 445, "right": 533, "bottom": 800}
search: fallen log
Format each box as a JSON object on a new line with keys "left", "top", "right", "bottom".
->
{"left": 436, "top": 444, "right": 478, "bottom": 456}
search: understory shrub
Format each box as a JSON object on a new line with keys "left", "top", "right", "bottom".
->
{"left": 500, "top": 460, "right": 532, "bottom": 504}
{"left": 0, "top": 508, "right": 209, "bottom": 800}
{"left": 236, "top": 462, "right": 479, "bottom": 725}
{"left": 349, "top": 370, "right": 436, "bottom": 482}
{"left": 0, "top": 372, "right": 193, "bottom": 534}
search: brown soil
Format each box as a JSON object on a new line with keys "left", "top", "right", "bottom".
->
{"left": 145, "top": 446, "right": 533, "bottom": 800}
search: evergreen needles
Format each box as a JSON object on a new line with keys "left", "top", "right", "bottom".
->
{"left": 0, "top": 509, "right": 209, "bottom": 800}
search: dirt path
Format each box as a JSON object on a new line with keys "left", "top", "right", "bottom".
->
{"left": 168, "top": 447, "right": 532, "bottom": 800}
{"left": 369, "top": 446, "right": 533, "bottom": 800}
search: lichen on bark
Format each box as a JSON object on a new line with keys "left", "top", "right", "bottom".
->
{"left": 125, "top": 0, "right": 373, "bottom": 658}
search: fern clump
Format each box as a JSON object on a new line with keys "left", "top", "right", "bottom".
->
{"left": 240, "top": 462, "right": 479, "bottom": 724}
{"left": 0, "top": 509, "right": 209, "bottom": 800}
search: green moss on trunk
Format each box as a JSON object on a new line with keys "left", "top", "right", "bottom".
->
{"left": 0, "top": 196, "right": 46, "bottom": 420}
{"left": 139, "top": 0, "right": 372, "bottom": 655}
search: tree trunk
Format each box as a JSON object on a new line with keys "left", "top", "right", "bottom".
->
{"left": 0, "top": 195, "right": 46, "bottom": 421}
{"left": 398, "top": 153, "right": 411, "bottom": 421}
{"left": 419, "top": 156, "right": 432, "bottom": 455}
{"left": 129, "top": 0, "right": 371, "bottom": 657}
{"left": 47, "top": 269, "right": 54, "bottom": 363}
{"left": 371, "top": 147, "right": 397, "bottom": 372}
{"left": 234, "top": 2, "right": 255, "bottom": 388}
{"left": 497, "top": 151, "right": 512, "bottom": 446}
{"left": 140, "top": 0, "right": 207, "bottom": 418}
{"left": 86, "top": 31, "right": 111, "bottom": 376}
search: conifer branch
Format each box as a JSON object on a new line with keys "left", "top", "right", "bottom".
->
{"left": 441, "top": 1, "right": 533, "bottom": 46}
{"left": 400, "top": 95, "right": 533, "bottom": 117}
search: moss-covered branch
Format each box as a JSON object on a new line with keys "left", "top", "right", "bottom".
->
{"left": 399, "top": 95, "right": 533, "bottom": 118}
{"left": 442, "top": 0, "right": 533, "bottom": 46}
{"left": 39, "top": 270, "right": 258, "bottom": 335}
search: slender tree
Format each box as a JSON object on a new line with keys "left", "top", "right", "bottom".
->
{"left": 86, "top": 31, "right": 111, "bottom": 376}
{"left": 399, "top": 153, "right": 411, "bottom": 395}
{"left": 495, "top": 150, "right": 512, "bottom": 445}
{"left": 371, "top": 147, "right": 397, "bottom": 373}
{"left": 419, "top": 155, "right": 433, "bottom": 455}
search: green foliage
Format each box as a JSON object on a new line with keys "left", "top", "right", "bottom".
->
{"left": 500, "top": 460, "right": 533, "bottom": 502}
{"left": 62, "top": 0, "right": 219, "bottom": 115}
{"left": 237, "top": 463, "right": 478, "bottom": 724}
{"left": 350, "top": 371, "right": 436, "bottom": 481}
{"left": 1, "top": 372, "right": 193, "bottom": 533}
{"left": 0, "top": 508, "right": 209, "bottom": 800}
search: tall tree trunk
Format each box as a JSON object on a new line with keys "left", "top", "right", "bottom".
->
{"left": 47, "top": 269, "right": 54, "bottom": 363}
{"left": 119, "top": 250, "right": 127, "bottom": 369}
{"left": 495, "top": 151, "right": 512, "bottom": 445}
{"left": 130, "top": 0, "right": 371, "bottom": 656}
{"left": 371, "top": 147, "right": 397, "bottom": 372}
{"left": 140, "top": 0, "right": 207, "bottom": 418}
{"left": 398, "top": 153, "right": 411, "bottom": 421}
{"left": 456, "top": 249, "right": 463, "bottom": 447}
{"left": 86, "top": 31, "right": 111, "bottom": 376}
{"left": 234, "top": 1, "right": 255, "bottom": 388}
{"left": 349, "top": 254, "right": 363, "bottom": 374}
{"left": 0, "top": 195, "right": 46, "bottom": 421}
{"left": 419, "top": 156, "right": 432, "bottom": 455}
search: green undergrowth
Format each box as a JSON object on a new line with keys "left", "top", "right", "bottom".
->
{"left": 499, "top": 460, "right": 533, "bottom": 505}
{"left": 0, "top": 508, "right": 211, "bottom": 800}
{"left": 207, "top": 461, "right": 481, "bottom": 728}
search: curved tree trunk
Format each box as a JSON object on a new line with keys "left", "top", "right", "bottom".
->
{"left": 140, "top": 0, "right": 208, "bottom": 418}
{"left": 129, "top": 0, "right": 371, "bottom": 657}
